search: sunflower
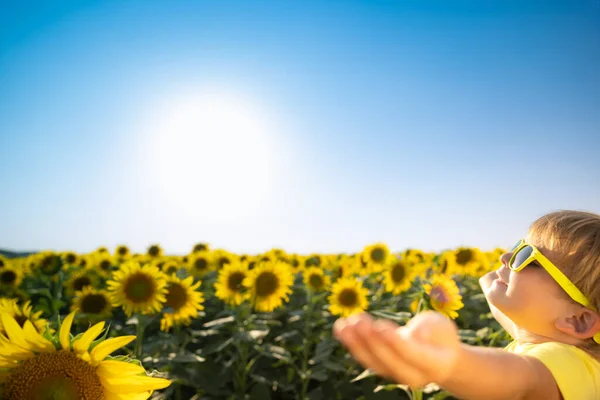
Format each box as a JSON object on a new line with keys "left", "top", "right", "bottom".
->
{"left": 287, "top": 255, "right": 302, "bottom": 273}
{"left": 328, "top": 277, "right": 369, "bottom": 317}
{"left": 214, "top": 261, "right": 249, "bottom": 306}
{"left": 454, "top": 246, "right": 484, "bottom": 274}
{"left": 94, "top": 253, "right": 116, "bottom": 278}
{"left": 304, "top": 254, "right": 322, "bottom": 268}
{"left": 107, "top": 261, "right": 167, "bottom": 316}
{"left": 192, "top": 242, "right": 210, "bottom": 253}
{"left": 0, "top": 265, "right": 23, "bottom": 291}
{"left": 362, "top": 243, "right": 391, "bottom": 272}
{"left": 64, "top": 269, "right": 98, "bottom": 297}
{"left": 96, "top": 246, "right": 110, "bottom": 254}
{"left": 0, "top": 255, "right": 6, "bottom": 269}
{"left": 72, "top": 287, "right": 113, "bottom": 321}
{"left": 78, "top": 255, "right": 90, "bottom": 269}
{"left": 0, "top": 299, "right": 49, "bottom": 335}
{"left": 114, "top": 245, "right": 131, "bottom": 262}
{"left": 160, "top": 275, "right": 205, "bottom": 332}
{"left": 422, "top": 275, "right": 464, "bottom": 319}
{"left": 61, "top": 251, "right": 79, "bottom": 267}
{"left": 243, "top": 261, "right": 294, "bottom": 312}
{"left": 402, "top": 248, "right": 426, "bottom": 264}
{"left": 36, "top": 251, "right": 63, "bottom": 277}
{"left": 0, "top": 310, "right": 171, "bottom": 399}
{"left": 187, "top": 251, "right": 214, "bottom": 278}
{"left": 146, "top": 244, "right": 163, "bottom": 259}
{"left": 436, "top": 251, "right": 458, "bottom": 275}
{"left": 383, "top": 258, "right": 414, "bottom": 295}
{"left": 159, "top": 259, "right": 181, "bottom": 276}
{"left": 214, "top": 250, "right": 237, "bottom": 270}
{"left": 303, "top": 267, "right": 331, "bottom": 292}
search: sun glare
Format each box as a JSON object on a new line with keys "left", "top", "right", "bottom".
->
{"left": 146, "top": 91, "right": 276, "bottom": 222}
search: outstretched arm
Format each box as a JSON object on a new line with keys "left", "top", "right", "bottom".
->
{"left": 334, "top": 312, "right": 561, "bottom": 400}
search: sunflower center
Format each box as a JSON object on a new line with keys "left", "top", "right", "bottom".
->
{"left": 308, "top": 274, "right": 324, "bottom": 290}
{"left": 218, "top": 257, "right": 230, "bottom": 269}
{"left": 118, "top": 247, "right": 128, "bottom": 255}
{"left": 1, "top": 270, "right": 17, "bottom": 284}
{"left": 429, "top": 287, "right": 449, "bottom": 305}
{"left": 166, "top": 265, "right": 178, "bottom": 275}
{"left": 0, "top": 259, "right": 5, "bottom": 268}
{"left": 123, "top": 273, "right": 156, "bottom": 302}
{"left": 148, "top": 246, "right": 160, "bottom": 257}
{"left": 194, "top": 258, "right": 209, "bottom": 271}
{"left": 99, "top": 260, "right": 111, "bottom": 271}
{"left": 72, "top": 276, "right": 92, "bottom": 292}
{"left": 391, "top": 262, "right": 406, "bottom": 283}
{"left": 255, "top": 272, "right": 279, "bottom": 297}
{"left": 65, "top": 254, "right": 77, "bottom": 264}
{"left": 193, "top": 243, "right": 208, "bottom": 252}
{"left": 81, "top": 294, "right": 108, "bottom": 314}
{"left": 227, "top": 272, "right": 246, "bottom": 292}
{"left": 306, "top": 256, "right": 320, "bottom": 267}
{"left": 40, "top": 255, "right": 62, "bottom": 276}
{"left": 370, "top": 248, "right": 386, "bottom": 263}
{"left": 455, "top": 249, "right": 473, "bottom": 266}
{"left": 165, "top": 283, "right": 188, "bottom": 311}
{"left": 338, "top": 289, "right": 358, "bottom": 307}
{"left": 2, "top": 350, "right": 103, "bottom": 400}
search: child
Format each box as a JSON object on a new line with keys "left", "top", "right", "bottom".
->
{"left": 333, "top": 210, "right": 600, "bottom": 399}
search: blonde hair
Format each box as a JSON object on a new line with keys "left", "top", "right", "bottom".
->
{"left": 528, "top": 210, "right": 600, "bottom": 357}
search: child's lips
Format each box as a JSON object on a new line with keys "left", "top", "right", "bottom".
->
{"left": 495, "top": 272, "right": 509, "bottom": 286}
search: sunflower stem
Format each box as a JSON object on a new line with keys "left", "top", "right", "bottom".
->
{"left": 135, "top": 314, "right": 145, "bottom": 359}
{"left": 299, "top": 289, "right": 314, "bottom": 400}
{"left": 411, "top": 388, "right": 424, "bottom": 400}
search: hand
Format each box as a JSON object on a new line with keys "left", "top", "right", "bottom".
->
{"left": 333, "top": 311, "right": 461, "bottom": 388}
{"left": 479, "top": 270, "right": 497, "bottom": 294}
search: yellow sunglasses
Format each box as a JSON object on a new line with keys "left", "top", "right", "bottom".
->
{"left": 509, "top": 239, "right": 600, "bottom": 344}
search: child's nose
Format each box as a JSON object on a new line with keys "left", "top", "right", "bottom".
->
{"left": 499, "top": 252, "right": 512, "bottom": 266}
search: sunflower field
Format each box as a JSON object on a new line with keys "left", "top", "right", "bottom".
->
{"left": 0, "top": 243, "right": 512, "bottom": 400}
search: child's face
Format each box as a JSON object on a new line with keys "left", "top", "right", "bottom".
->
{"left": 485, "top": 235, "right": 575, "bottom": 337}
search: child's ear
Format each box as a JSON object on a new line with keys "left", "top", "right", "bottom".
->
{"left": 555, "top": 308, "right": 600, "bottom": 340}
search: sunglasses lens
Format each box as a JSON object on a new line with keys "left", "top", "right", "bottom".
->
{"left": 511, "top": 245, "right": 533, "bottom": 270}
{"left": 510, "top": 240, "right": 522, "bottom": 252}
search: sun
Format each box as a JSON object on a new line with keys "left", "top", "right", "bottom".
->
{"left": 145, "top": 90, "right": 277, "bottom": 222}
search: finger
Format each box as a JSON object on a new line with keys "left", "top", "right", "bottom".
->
{"left": 357, "top": 319, "right": 430, "bottom": 387}
{"left": 377, "top": 323, "right": 458, "bottom": 383}
{"left": 336, "top": 316, "right": 396, "bottom": 378}
{"left": 333, "top": 313, "right": 370, "bottom": 339}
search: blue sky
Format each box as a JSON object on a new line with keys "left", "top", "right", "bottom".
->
{"left": 1, "top": 0, "right": 599, "bottom": 255}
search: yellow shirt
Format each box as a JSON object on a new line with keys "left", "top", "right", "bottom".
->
{"left": 504, "top": 341, "right": 600, "bottom": 400}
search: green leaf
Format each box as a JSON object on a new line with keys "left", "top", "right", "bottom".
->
{"left": 249, "top": 383, "right": 272, "bottom": 400}
{"left": 203, "top": 316, "right": 235, "bottom": 328}
{"left": 197, "top": 337, "right": 234, "bottom": 356}
{"left": 309, "top": 366, "right": 329, "bottom": 382}
{"left": 370, "top": 310, "right": 412, "bottom": 323}
{"left": 257, "top": 344, "right": 293, "bottom": 363}
{"left": 351, "top": 368, "right": 377, "bottom": 382}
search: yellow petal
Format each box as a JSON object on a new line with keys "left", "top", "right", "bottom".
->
{"left": 97, "top": 360, "right": 145, "bottom": 378}
{"left": 101, "top": 375, "right": 171, "bottom": 394}
{"left": 23, "top": 320, "right": 55, "bottom": 352}
{"left": 90, "top": 336, "right": 136, "bottom": 366}
{"left": 96, "top": 360, "right": 146, "bottom": 378}
{"left": 73, "top": 321, "right": 105, "bottom": 354}
{"left": 0, "top": 313, "right": 30, "bottom": 349}
{"left": 59, "top": 311, "right": 76, "bottom": 350}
